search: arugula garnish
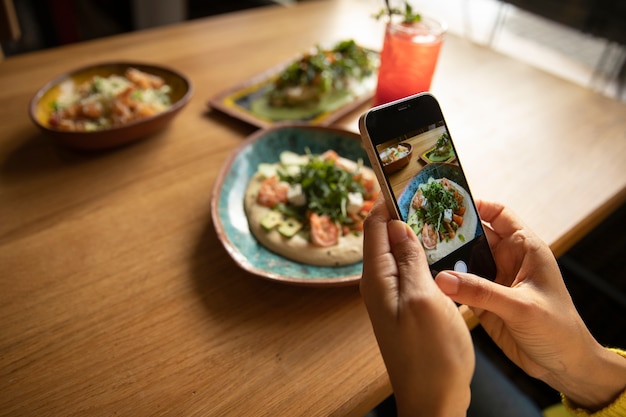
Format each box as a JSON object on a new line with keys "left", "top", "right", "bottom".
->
{"left": 278, "top": 154, "right": 365, "bottom": 225}
{"left": 270, "top": 39, "right": 376, "bottom": 106}
{"left": 417, "top": 181, "right": 458, "bottom": 233}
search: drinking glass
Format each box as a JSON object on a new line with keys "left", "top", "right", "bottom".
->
{"left": 373, "top": 17, "right": 446, "bottom": 106}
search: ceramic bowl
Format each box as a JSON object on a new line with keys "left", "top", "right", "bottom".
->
{"left": 211, "top": 124, "right": 373, "bottom": 287}
{"left": 29, "top": 62, "right": 193, "bottom": 150}
{"left": 381, "top": 142, "right": 412, "bottom": 174}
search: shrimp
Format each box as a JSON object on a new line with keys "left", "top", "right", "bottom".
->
{"left": 48, "top": 67, "right": 172, "bottom": 132}
{"left": 126, "top": 67, "right": 165, "bottom": 89}
{"left": 56, "top": 104, "right": 79, "bottom": 119}
{"left": 135, "top": 102, "right": 159, "bottom": 118}
{"left": 421, "top": 223, "right": 438, "bottom": 250}
{"left": 309, "top": 213, "right": 339, "bottom": 247}
{"left": 257, "top": 176, "right": 289, "bottom": 208}
{"left": 80, "top": 101, "right": 103, "bottom": 119}
{"left": 112, "top": 99, "right": 133, "bottom": 125}
{"left": 322, "top": 150, "right": 339, "bottom": 161}
{"left": 441, "top": 177, "right": 454, "bottom": 191}
{"left": 412, "top": 190, "right": 426, "bottom": 209}
{"left": 111, "top": 86, "right": 135, "bottom": 124}
{"left": 323, "top": 149, "right": 361, "bottom": 173}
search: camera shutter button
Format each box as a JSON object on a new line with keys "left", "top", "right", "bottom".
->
{"left": 454, "top": 260, "right": 468, "bottom": 273}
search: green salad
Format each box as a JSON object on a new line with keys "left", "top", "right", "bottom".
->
{"left": 267, "top": 39, "right": 377, "bottom": 108}
{"left": 426, "top": 132, "right": 455, "bottom": 162}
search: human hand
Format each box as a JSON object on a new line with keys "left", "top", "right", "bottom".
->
{"left": 360, "top": 197, "right": 474, "bottom": 417}
{"left": 435, "top": 200, "right": 626, "bottom": 411}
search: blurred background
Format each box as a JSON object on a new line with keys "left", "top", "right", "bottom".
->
{"left": 2, "top": 0, "right": 624, "bottom": 101}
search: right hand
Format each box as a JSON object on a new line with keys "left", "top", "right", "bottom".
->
{"left": 435, "top": 200, "right": 626, "bottom": 411}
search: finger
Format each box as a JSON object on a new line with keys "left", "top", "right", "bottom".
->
{"left": 361, "top": 196, "right": 399, "bottom": 311}
{"left": 387, "top": 220, "right": 436, "bottom": 297}
{"left": 475, "top": 200, "right": 501, "bottom": 249}
{"left": 435, "top": 270, "right": 520, "bottom": 320}
{"left": 476, "top": 200, "right": 526, "bottom": 239}
{"left": 480, "top": 220, "right": 500, "bottom": 249}
{"left": 362, "top": 195, "right": 392, "bottom": 259}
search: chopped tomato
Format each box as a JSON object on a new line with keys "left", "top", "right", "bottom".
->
{"left": 347, "top": 213, "right": 364, "bottom": 232}
{"left": 359, "top": 199, "right": 375, "bottom": 215}
{"left": 309, "top": 213, "right": 339, "bottom": 247}
{"left": 355, "top": 172, "right": 377, "bottom": 197}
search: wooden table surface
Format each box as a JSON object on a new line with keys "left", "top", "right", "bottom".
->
{"left": 1, "top": 0, "right": 625, "bottom": 416}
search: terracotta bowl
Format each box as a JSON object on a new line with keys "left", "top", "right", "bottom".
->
{"left": 382, "top": 142, "right": 412, "bottom": 174}
{"left": 29, "top": 62, "right": 193, "bottom": 150}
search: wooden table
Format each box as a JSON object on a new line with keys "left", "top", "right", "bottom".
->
{"left": 1, "top": 1, "right": 625, "bottom": 416}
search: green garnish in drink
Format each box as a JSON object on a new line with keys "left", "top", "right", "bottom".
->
{"left": 373, "top": 1, "right": 421, "bottom": 24}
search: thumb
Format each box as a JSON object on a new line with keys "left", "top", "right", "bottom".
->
{"left": 387, "top": 220, "right": 437, "bottom": 295}
{"left": 435, "top": 271, "right": 514, "bottom": 318}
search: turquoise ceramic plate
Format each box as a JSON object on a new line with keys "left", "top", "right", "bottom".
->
{"left": 211, "top": 124, "right": 370, "bottom": 286}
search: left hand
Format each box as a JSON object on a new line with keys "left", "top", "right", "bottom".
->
{"left": 360, "top": 197, "right": 474, "bottom": 417}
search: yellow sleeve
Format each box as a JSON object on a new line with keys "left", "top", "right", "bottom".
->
{"left": 561, "top": 348, "right": 626, "bottom": 417}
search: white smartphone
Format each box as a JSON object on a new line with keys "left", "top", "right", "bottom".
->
{"left": 359, "top": 92, "right": 496, "bottom": 280}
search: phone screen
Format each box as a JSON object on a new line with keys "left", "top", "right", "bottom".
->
{"left": 360, "top": 93, "right": 496, "bottom": 280}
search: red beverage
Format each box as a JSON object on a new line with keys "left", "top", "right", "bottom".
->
{"left": 374, "top": 17, "right": 445, "bottom": 106}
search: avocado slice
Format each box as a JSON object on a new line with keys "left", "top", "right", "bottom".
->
{"left": 277, "top": 218, "right": 303, "bottom": 238}
{"left": 261, "top": 210, "right": 283, "bottom": 231}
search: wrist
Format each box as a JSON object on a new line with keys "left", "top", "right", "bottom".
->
{"left": 558, "top": 346, "right": 626, "bottom": 412}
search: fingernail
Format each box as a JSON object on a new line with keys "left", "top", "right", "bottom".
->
{"left": 387, "top": 220, "right": 410, "bottom": 245}
{"left": 436, "top": 271, "right": 460, "bottom": 295}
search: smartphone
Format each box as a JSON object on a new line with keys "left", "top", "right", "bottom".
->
{"left": 359, "top": 93, "right": 496, "bottom": 280}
